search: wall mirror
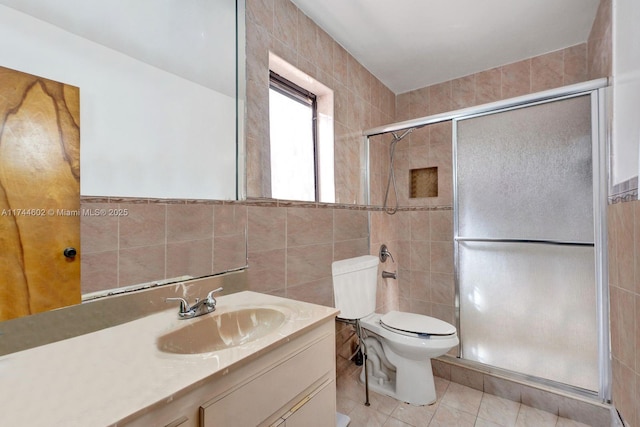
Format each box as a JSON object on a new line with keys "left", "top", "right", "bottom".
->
{"left": 0, "top": 0, "right": 246, "bottom": 322}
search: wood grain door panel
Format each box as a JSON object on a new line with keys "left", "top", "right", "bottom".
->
{"left": 0, "top": 66, "right": 80, "bottom": 321}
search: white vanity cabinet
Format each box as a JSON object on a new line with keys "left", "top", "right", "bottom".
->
{"left": 120, "top": 317, "right": 336, "bottom": 427}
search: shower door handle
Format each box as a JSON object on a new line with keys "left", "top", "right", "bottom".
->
{"left": 454, "top": 237, "right": 594, "bottom": 247}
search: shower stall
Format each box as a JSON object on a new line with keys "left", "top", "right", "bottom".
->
{"left": 364, "top": 79, "right": 610, "bottom": 401}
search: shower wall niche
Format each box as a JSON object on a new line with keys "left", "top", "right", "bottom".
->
{"left": 410, "top": 167, "right": 438, "bottom": 198}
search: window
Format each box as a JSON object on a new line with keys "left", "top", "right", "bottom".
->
{"left": 269, "top": 71, "right": 318, "bottom": 201}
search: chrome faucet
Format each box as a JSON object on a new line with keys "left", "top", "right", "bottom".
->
{"left": 166, "top": 287, "right": 223, "bottom": 319}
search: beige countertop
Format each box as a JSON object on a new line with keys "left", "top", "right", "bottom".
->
{"left": 0, "top": 291, "right": 339, "bottom": 426}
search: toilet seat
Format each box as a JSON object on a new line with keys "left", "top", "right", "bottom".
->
{"left": 380, "top": 311, "right": 456, "bottom": 337}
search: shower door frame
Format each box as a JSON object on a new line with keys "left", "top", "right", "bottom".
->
{"left": 452, "top": 88, "right": 610, "bottom": 402}
{"left": 363, "top": 78, "right": 610, "bottom": 402}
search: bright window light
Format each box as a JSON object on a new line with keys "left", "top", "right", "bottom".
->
{"left": 269, "top": 74, "right": 317, "bottom": 201}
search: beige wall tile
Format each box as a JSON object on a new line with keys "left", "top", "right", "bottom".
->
{"left": 410, "top": 211, "right": 431, "bottom": 241}
{"left": 450, "top": 365, "right": 484, "bottom": 391}
{"left": 431, "top": 272, "right": 454, "bottom": 305}
{"left": 166, "top": 239, "right": 213, "bottom": 279}
{"left": 501, "top": 59, "right": 531, "bottom": 98}
{"left": 286, "top": 277, "right": 333, "bottom": 307}
{"left": 119, "top": 204, "right": 165, "bottom": 249}
{"left": 246, "top": 248, "right": 286, "bottom": 293}
{"left": 483, "top": 374, "right": 522, "bottom": 402}
{"left": 531, "top": 50, "right": 563, "bottom": 92}
{"left": 429, "top": 81, "right": 453, "bottom": 115}
{"left": 587, "top": 0, "right": 612, "bottom": 79}
{"left": 247, "top": 206, "right": 286, "bottom": 252}
{"left": 431, "top": 302, "right": 455, "bottom": 325}
{"left": 213, "top": 234, "right": 247, "bottom": 272}
{"left": 636, "top": 294, "right": 640, "bottom": 381}
{"left": 410, "top": 240, "right": 431, "bottom": 272}
{"left": 520, "top": 385, "right": 560, "bottom": 415}
{"left": 430, "top": 241, "right": 454, "bottom": 274}
{"left": 214, "top": 205, "right": 247, "bottom": 237}
{"left": 430, "top": 210, "right": 453, "bottom": 242}
{"left": 286, "top": 242, "right": 332, "bottom": 287}
{"left": 118, "top": 244, "right": 165, "bottom": 287}
{"left": 563, "top": 44, "right": 588, "bottom": 85}
{"left": 613, "top": 202, "right": 635, "bottom": 291}
{"left": 452, "top": 74, "right": 476, "bottom": 109}
{"left": 409, "top": 269, "right": 430, "bottom": 301}
{"left": 166, "top": 204, "right": 213, "bottom": 243}
{"left": 635, "top": 203, "right": 640, "bottom": 295}
{"left": 272, "top": 0, "right": 297, "bottom": 50}
{"left": 81, "top": 251, "right": 118, "bottom": 293}
{"left": 80, "top": 202, "right": 118, "bottom": 254}
{"left": 246, "top": 0, "right": 274, "bottom": 31}
{"left": 613, "top": 358, "right": 636, "bottom": 426}
{"left": 334, "top": 209, "right": 368, "bottom": 241}
{"left": 334, "top": 238, "right": 369, "bottom": 261}
{"left": 476, "top": 67, "right": 502, "bottom": 105}
{"left": 557, "top": 394, "right": 611, "bottom": 427}
{"left": 286, "top": 207, "right": 333, "bottom": 247}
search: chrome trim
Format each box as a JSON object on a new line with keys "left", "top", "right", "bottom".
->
{"left": 363, "top": 78, "right": 608, "bottom": 137}
{"left": 593, "top": 87, "right": 612, "bottom": 402}
{"left": 363, "top": 135, "right": 371, "bottom": 205}
{"left": 454, "top": 237, "right": 595, "bottom": 247}
{"left": 436, "top": 355, "right": 603, "bottom": 401}
{"left": 452, "top": 120, "right": 462, "bottom": 358}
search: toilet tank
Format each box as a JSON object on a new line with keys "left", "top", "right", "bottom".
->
{"left": 332, "top": 255, "right": 379, "bottom": 320}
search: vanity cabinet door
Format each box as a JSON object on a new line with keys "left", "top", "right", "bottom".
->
{"left": 283, "top": 379, "right": 336, "bottom": 427}
{"left": 200, "top": 334, "right": 334, "bottom": 427}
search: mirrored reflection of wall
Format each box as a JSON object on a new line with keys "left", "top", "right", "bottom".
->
{"left": 0, "top": 2, "right": 237, "bottom": 200}
{"left": 81, "top": 200, "right": 247, "bottom": 296}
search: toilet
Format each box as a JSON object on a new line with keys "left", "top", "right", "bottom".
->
{"left": 332, "top": 255, "right": 459, "bottom": 406}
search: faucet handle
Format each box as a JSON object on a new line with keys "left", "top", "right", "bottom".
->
{"left": 206, "top": 287, "right": 224, "bottom": 303}
{"left": 379, "top": 244, "right": 395, "bottom": 263}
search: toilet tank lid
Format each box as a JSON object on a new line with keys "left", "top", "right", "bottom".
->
{"left": 332, "top": 255, "right": 379, "bottom": 275}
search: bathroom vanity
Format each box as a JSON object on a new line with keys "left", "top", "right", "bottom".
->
{"left": 0, "top": 292, "right": 339, "bottom": 427}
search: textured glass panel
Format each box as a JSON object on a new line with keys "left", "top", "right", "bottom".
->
{"left": 456, "top": 96, "right": 593, "bottom": 242}
{"left": 458, "top": 242, "right": 598, "bottom": 391}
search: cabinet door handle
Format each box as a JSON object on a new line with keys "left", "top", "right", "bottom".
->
{"left": 165, "top": 415, "right": 188, "bottom": 427}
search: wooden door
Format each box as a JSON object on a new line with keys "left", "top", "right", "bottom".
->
{"left": 0, "top": 66, "right": 80, "bottom": 321}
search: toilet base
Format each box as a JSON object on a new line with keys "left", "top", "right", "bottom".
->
{"left": 358, "top": 352, "right": 438, "bottom": 406}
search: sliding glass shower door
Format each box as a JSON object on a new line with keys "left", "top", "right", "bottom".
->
{"left": 454, "top": 94, "right": 602, "bottom": 392}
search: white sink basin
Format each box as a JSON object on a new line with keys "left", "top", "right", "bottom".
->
{"left": 157, "top": 307, "right": 287, "bottom": 354}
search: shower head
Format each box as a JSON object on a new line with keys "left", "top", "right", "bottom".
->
{"left": 391, "top": 127, "right": 415, "bottom": 143}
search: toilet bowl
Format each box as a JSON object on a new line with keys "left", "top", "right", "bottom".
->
{"left": 358, "top": 311, "right": 458, "bottom": 405}
{"left": 332, "top": 255, "right": 459, "bottom": 406}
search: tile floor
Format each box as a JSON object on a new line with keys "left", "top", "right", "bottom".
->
{"left": 336, "top": 366, "right": 594, "bottom": 427}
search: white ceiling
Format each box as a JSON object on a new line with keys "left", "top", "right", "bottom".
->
{"left": 291, "top": 0, "right": 600, "bottom": 94}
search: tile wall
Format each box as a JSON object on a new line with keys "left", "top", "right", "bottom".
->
{"left": 244, "top": 201, "right": 369, "bottom": 306}
{"left": 608, "top": 200, "right": 640, "bottom": 427}
{"left": 245, "top": 0, "right": 396, "bottom": 204}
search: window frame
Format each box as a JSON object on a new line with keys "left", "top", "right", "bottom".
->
{"left": 268, "top": 70, "right": 319, "bottom": 201}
